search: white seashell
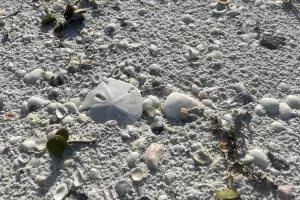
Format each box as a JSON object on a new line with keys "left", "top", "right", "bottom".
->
{"left": 64, "top": 102, "right": 78, "bottom": 114}
{"left": 53, "top": 183, "right": 68, "bottom": 200}
{"left": 56, "top": 105, "right": 68, "bottom": 119}
{"left": 127, "top": 152, "right": 140, "bottom": 167}
{"left": 69, "top": 98, "right": 82, "bottom": 108}
{"left": 201, "top": 99, "right": 214, "bottom": 108}
{"left": 73, "top": 170, "right": 85, "bottom": 187}
{"left": 34, "top": 175, "right": 47, "bottom": 187}
{"left": 158, "top": 195, "right": 168, "bottom": 200}
{"left": 81, "top": 78, "right": 143, "bottom": 126}
{"left": 21, "top": 140, "right": 36, "bottom": 152}
{"left": 27, "top": 96, "right": 46, "bottom": 111}
{"left": 279, "top": 103, "right": 292, "bottom": 119}
{"left": 162, "top": 172, "right": 176, "bottom": 185}
{"left": 18, "top": 153, "right": 29, "bottom": 163}
{"left": 9, "top": 136, "right": 23, "bottom": 144}
{"left": 286, "top": 95, "right": 300, "bottom": 109}
{"left": 147, "top": 95, "right": 160, "bottom": 108}
{"left": 259, "top": 98, "right": 279, "bottom": 114}
{"left": 131, "top": 167, "right": 145, "bottom": 182}
{"left": 143, "top": 98, "right": 153, "bottom": 109}
{"left": 163, "top": 92, "right": 200, "bottom": 119}
{"left": 255, "top": 104, "right": 266, "bottom": 116}
{"left": 27, "top": 157, "right": 41, "bottom": 168}
{"left": 144, "top": 143, "right": 164, "bottom": 169}
{"left": 271, "top": 121, "right": 286, "bottom": 132}
{"left": 77, "top": 113, "right": 88, "bottom": 123}
{"left": 61, "top": 115, "right": 74, "bottom": 125}
{"left": 191, "top": 150, "right": 211, "bottom": 165}
{"left": 47, "top": 103, "right": 57, "bottom": 113}
{"left": 88, "top": 168, "right": 99, "bottom": 179}
{"left": 248, "top": 149, "right": 269, "bottom": 168}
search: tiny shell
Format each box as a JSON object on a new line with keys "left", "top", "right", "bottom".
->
{"left": 73, "top": 170, "right": 85, "bottom": 187}
{"left": 192, "top": 150, "right": 211, "bottom": 165}
{"left": 18, "top": 153, "right": 29, "bottom": 163}
{"left": 54, "top": 184, "right": 68, "bottom": 200}
{"left": 131, "top": 167, "right": 145, "bottom": 182}
{"left": 128, "top": 152, "right": 140, "bottom": 167}
{"left": 144, "top": 143, "right": 164, "bottom": 169}
{"left": 278, "top": 185, "right": 293, "bottom": 198}
{"left": 56, "top": 105, "right": 67, "bottom": 119}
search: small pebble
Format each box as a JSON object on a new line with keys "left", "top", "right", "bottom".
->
{"left": 47, "top": 103, "right": 57, "bottom": 113}
{"left": 54, "top": 184, "right": 68, "bottom": 200}
{"left": 255, "top": 104, "right": 266, "bottom": 116}
{"left": 127, "top": 152, "right": 140, "bottom": 167}
{"left": 279, "top": 103, "right": 292, "bottom": 119}
{"left": 260, "top": 98, "right": 279, "bottom": 114}
{"left": 181, "top": 14, "right": 194, "bottom": 24}
{"left": 150, "top": 122, "right": 165, "bottom": 135}
{"left": 105, "top": 23, "right": 117, "bottom": 33}
{"left": 77, "top": 113, "right": 88, "bottom": 123}
{"left": 34, "top": 175, "right": 47, "bottom": 187}
{"left": 206, "top": 50, "right": 224, "bottom": 60}
{"left": 24, "top": 68, "right": 44, "bottom": 84}
{"left": 147, "top": 95, "right": 160, "bottom": 108}
{"left": 286, "top": 95, "right": 300, "bottom": 109}
{"left": 64, "top": 102, "right": 78, "bottom": 114}
{"left": 21, "top": 140, "right": 36, "bottom": 152}
{"left": 61, "top": 115, "right": 74, "bottom": 125}
{"left": 9, "top": 136, "right": 23, "bottom": 144}
{"left": 149, "top": 64, "right": 162, "bottom": 75}
{"left": 27, "top": 97, "right": 46, "bottom": 111}
{"left": 271, "top": 121, "right": 286, "bottom": 132}
{"left": 138, "top": 8, "right": 147, "bottom": 16}
{"left": 88, "top": 168, "right": 99, "bottom": 179}
{"left": 248, "top": 149, "right": 269, "bottom": 168}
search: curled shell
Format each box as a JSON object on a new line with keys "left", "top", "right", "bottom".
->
{"left": 144, "top": 143, "right": 164, "bottom": 169}
{"left": 131, "top": 167, "right": 145, "bottom": 182}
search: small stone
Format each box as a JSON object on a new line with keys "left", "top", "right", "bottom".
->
{"left": 248, "top": 149, "right": 269, "bottom": 168}
{"left": 208, "top": 44, "right": 220, "bottom": 52}
{"left": 162, "top": 172, "right": 176, "bottom": 185}
{"left": 88, "top": 168, "right": 99, "bottom": 179}
{"left": 63, "top": 159, "right": 75, "bottom": 169}
{"left": 15, "top": 69, "right": 27, "bottom": 78}
{"left": 105, "top": 23, "right": 117, "bottom": 33}
{"left": 69, "top": 98, "right": 82, "bottom": 108}
{"left": 124, "top": 66, "right": 136, "bottom": 77}
{"left": 24, "top": 68, "right": 44, "bottom": 84}
{"left": 210, "top": 28, "right": 224, "bottom": 36}
{"left": 286, "top": 95, "right": 300, "bottom": 109}
{"left": 201, "top": 99, "right": 213, "bottom": 108}
{"left": 61, "top": 115, "right": 74, "bottom": 125}
{"left": 9, "top": 136, "right": 23, "bottom": 144}
{"left": 260, "top": 98, "right": 279, "bottom": 114}
{"left": 149, "top": 64, "right": 162, "bottom": 75}
{"left": 226, "top": 10, "right": 240, "bottom": 17}
{"left": 255, "top": 104, "right": 266, "bottom": 116}
{"left": 77, "top": 113, "right": 88, "bottom": 123}
{"left": 279, "top": 103, "right": 292, "bottom": 119}
{"left": 21, "top": 140, "right": 36, "bottom": 152}
{"left": 271, "top": 121, "right": 286, "bottom": 132}
{"left": 147, "top": 95, "right": 160, "bottom": 108}
{"left": 181, "top": 14, "right": 194, "bottom": 24}
{"left": 127, "top": 152, "right": 140, "bottom": 167}
{"left": 47, "top": 103, "right": 57, "bottom": 113}
{"left": 158, "top": 195, "right": 168, "bottom": 200}
{"left": 34, "top": 175, "right": 47, "bottom": 187}
{"left": 206, "top": 50, "right": 224, "bottom": 60}
{"left": 64, "top": 102, "right": 78, "bottom": 114}
{"left": 27, "top": 97, "right": 46, "bottom": 111}
{"left": 138, "top": 8, "right": 147, "bottom": 16}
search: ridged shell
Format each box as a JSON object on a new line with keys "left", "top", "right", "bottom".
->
{"left": 144, "top": 143, "right": 164, "bottom": 169}
{"left": 163, "top": 92, "right": 200, "bottom": 119}
{"left": 81, "top": 78, "right": 143, "bottom": 126}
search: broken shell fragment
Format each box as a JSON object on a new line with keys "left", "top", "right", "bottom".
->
{"left": 191, "top": 150, "right": 211, "bottom": 165}
{"left": 131, "top": 167, "right": 145, "bottom": 182}
{"left": 144, "top": 143, "right": 164, "bottom": 169}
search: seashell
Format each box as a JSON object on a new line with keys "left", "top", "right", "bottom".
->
{"left": 198, "top": 91, "right": 209, "bottom": 100}
{"left": 27, "top": 157, "right": 41, "bottom": 168}
{"left": 271, "top": 121, "right": 286, "bottom": 132}
{"left": 180, "top": 108, "right": 189, "bottom": 119}
{"left": 64, "top": 102, "right": 78, "bottom": 114}
{"left": 191, "top": 150, "right": 211, "bottom": 165}
{"left": 162, "top": 172, "right": 176, "bottom": 185}
{"left": 35, "top": 137, "right": 47, "bottom": 151}
{"left": 163, "top": 92, "right": 200, "bottom": 119}
{"left": 218, "top": 0, "right": 230, "bottom": 6}
{"left": 144, "top": 143, "right": 164, "bottom": 169}
{"left": 286, "top": 95, "right": 300, "bottom": 109}
{"left": 139, "top": 195, "right": 153, "bottom": 200}
{"left": 18, "top": 153, "right": 29, "bottom": 163}
{"left": 88, "top": 168, "right": 99, "bottom": 179}
{"left": 248, "top": 149, "right": 269, "bottom": 168}
{"left": 181, "top": 80, "right": 192, "bottom": 90}
{"left": 34, "top": 175, "right": 47, "bottom": 187}
{"left": 279, "top": 103, "right": 292, "bottom": 119}
{"left": 53, "top": 183, "right": 68, "bottom": 200}
{"left": 114, "top": 180, "right": 131, "bottom": 198}
{"left": 277, "top": 185, "right": 293, "bottom": 198}
{"left": 9, "top": 136, "right": 23, "bottom": 144}
{"left": 21, "top": 140, "right": 36, "bottom": 152}
{"left": 260, "top": 98, "right": 279, "bottom": 114}
{"left": 103, "top": 189, "right": 118, "bottom": 200}
{"left": 150, "top": 122, "right": 165, "bottom": 135}
{"left": 81, "top": 78, "right": 143, "bottom": 126}
{"left": 56, "top": 105, "right": 68, "bottom": 119}
{"left": 259, "top": 35, "right": 286, "bottom": 50}
{"left": 131, "top": 167, "right": 145, "bottom": 182}
{"left": 147, "top": 95, "right": 160, "bottom": 108}
{"left": 73, "top": 169, "right": 85, "bottom": 187}
{"left": 127, "top": 152, "right": 140, "bottom": 167}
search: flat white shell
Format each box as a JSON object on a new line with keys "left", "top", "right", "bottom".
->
{"left": 163, "top": 92, "right": 200, "bottom": 119}
{"left": 53, "top": 184, "right": 68, "bottom": 200}
{"left": 81, "top": 78, "right": 143, "bottom": 126}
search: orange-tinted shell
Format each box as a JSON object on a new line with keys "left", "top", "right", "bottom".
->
{"left": 144, "top": 143, "right": 164, "bottom": 169}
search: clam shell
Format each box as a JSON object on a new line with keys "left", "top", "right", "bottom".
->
{"left": 192, "top": 150, "right": 211, "bottom": 165}
{"left": 55, "top": 105, "right": 67, "bottom": 119}
{"left": 53, "top": 184, "right": 68, "bottom": 200}
{"left": 144, "top": 143, "right": 164, "bottom": 169}
{"left": 131, "top": 167, "right": 145, "bottom": 182}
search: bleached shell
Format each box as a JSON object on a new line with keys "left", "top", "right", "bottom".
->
{"left": 131, "top": 167, "right": 145, "bottom": 181}
{"left": 255, "top": 104, "right": 266, "bottom": 116}
{"left": 248, "top": 149, "right": 269, "bottom": 168}
{"left": 163, "top": 92, "right": 200, "bottom": 119}
{"left": 64, "top": 102, "right": 78, "bottom": 114}
{"left": 53, "top": 183, "right": 68, "bottom": 200}
{"left": 279, "top": 103, "right": 292, "bottom": 119}
{"left": 73, "top": 170, "right": 85, "bottom": 187}
{"left": 18, "top": 153, "right": 29, "bottom": 163}
{"left": 127, "top": 152, "right": 140, "bottom": 167}
{"left": 271, "top": 121, "right": 286, "bottom": 132}
{"left": 286, "top": 95, "right": 300, "bottom": 109}
{"left": 55, "top": 105, "right": 67, "bottom": 119}
{"left": 81, "top": 78, "right": 143, "bottom": 126}
{"left": 144, "top": 143, "right": 164, "bottom": 169}
{"left": 259, "top": 98, "right": 279, "bottom": 114}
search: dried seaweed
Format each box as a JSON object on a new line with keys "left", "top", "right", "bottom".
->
{"left": 260, "top": 35, "right": 286, "bottom": 50}
{"left": 267, "top": 152, "right": 290, "bottom": 171}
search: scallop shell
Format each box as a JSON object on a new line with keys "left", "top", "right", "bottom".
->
{"left": 53, "top": 183, "right": 68, "bottom": 200}
{"left": 81, "top": 78, "right": 143, "bottom": 126}
{"left": 163, "top": 92, "right": 200, "bottom": 119}
{"left": 144, "top": 143, "right": 164, "bottom": 169}
{"left": 131, "top": 167, "right": 145, "bottom": 182}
